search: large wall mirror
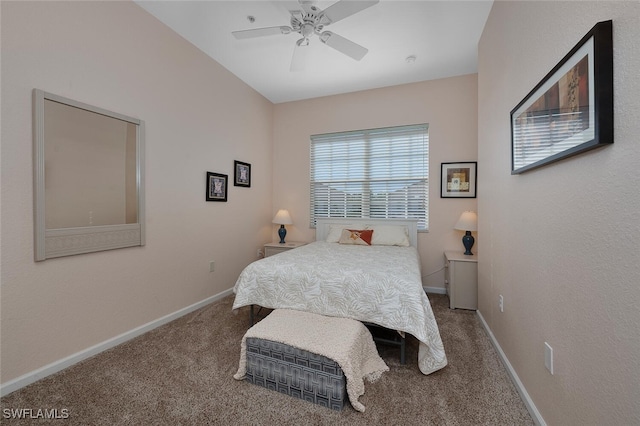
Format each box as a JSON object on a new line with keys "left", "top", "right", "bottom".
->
{"left": 33, "top": 89, "right": 145, "bottom": 261}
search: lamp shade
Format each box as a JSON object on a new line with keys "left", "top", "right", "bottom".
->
{"left": 454, "top": 211, "right": 478, "bottom": 231}
{"left": 272, "top": 209, "right": 293, "bottom": 225}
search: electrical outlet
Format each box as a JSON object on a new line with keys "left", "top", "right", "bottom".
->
{"left": 499, "top": 294, "right": 504, "bottom": 312}
{"left": 209, "top": 261, "right": 215, "bottom": 272}
{"left": 544, "top": 342, "right": 554, "bottom": 374}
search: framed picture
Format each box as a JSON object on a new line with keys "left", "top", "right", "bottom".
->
{"left": 441, "top": 162, "right": 477, "bottom": 198}
{"left": 206, "top": 172, "right": 227, "bottom": 202}
{"left": 234, "top": 160, "right": 251, "bottom": 188}
{"left": 511, "top": 20, "right": 613, "bottom": 174}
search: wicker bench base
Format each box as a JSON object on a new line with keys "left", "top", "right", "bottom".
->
{"left": 245, "top": 337, "right": 346, "bottom": 410}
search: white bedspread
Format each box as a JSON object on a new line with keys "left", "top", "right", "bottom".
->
{"left": 232, "top": 241, "right": 448, "bottom": 375}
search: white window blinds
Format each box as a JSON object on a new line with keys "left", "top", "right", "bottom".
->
{"left": 310, "top": 124, "right": 429, "bottom": 230}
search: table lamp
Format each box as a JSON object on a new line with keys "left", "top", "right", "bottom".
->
{"left": 272, "top": 209, "right": 293, "bottom": 244}
{"left": 454, "top": 211, "right": 478, "bottom": 255}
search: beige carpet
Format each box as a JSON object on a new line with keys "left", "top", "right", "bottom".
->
{"left": 1, "top": 294, "right": 534, "bottom": 425}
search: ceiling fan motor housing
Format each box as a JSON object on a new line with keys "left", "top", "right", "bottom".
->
{"left": 291, "top": 11, "right": 324, "bottom": 40}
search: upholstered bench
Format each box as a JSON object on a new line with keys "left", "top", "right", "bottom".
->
{"left": 234, "top": 309, "right": 388, "bottom": 412}
{"left": 245, "top": 337, "right": 346, "bottom": 410}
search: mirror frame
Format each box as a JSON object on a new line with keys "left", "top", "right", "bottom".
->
{"left": 33, "top": 89, "right": 145, "bottom": 261}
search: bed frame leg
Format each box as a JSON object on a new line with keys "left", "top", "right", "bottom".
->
{"left": 249, "top": 304, "right": 255, "bottom": 326}
{"left": 400, "top": 335, "right": 406, "bottom": 365}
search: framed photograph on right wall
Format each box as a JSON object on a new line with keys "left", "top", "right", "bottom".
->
{"left": 441, "top": 162, "right": 477, "bottom": 198}
{"left": 510, "top": 20, "right": 613, "bottom": 174}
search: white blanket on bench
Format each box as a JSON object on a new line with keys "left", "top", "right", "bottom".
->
{"left": 234, "top": 309, "right": 388, "bottom": 412}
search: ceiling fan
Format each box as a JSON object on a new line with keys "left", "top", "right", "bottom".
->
{"left": 232, "top": 0, "right": 379, "bottom": 71}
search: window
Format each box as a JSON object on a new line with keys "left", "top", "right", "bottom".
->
{"left": 310, "top": 124, "right": 429, "bottom": 230}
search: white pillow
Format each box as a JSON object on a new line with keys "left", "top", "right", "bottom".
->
{"left": 325, "top": 223, "right": 367, "bottom": 242}
{"left": 367, "top": 225, "right": 410, "bottom": 246}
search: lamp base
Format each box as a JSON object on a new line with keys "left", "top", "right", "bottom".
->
{"left": 278, "top": 225, "right": 287, "bottom": 244}
{"left": 462, "top": 231, "right": 474, "bottom": 255}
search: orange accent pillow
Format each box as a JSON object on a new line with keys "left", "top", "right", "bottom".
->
{"left": 338, "top": 229, "right": 374, "bottom": 246}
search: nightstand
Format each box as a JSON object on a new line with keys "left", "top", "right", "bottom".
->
{"left": 444, "top": 251, "right": 478, "bottom": 310}
{"left": 264, "top": 241, "right": 306, "bottom": 257}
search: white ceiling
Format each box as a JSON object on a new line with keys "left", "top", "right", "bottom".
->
{"left": 136, "top": 0, "right": 493, "bottom": 104}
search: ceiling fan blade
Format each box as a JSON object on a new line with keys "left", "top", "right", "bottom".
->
{"left": 232, "top": 26, "right": 292, "bottom": 40}
{"left": 320, "top": 0, "right": 379, "bottom": 25}
{"left": 319, "top": 31, "right": 368, "bottom": 61}
{"left": 290, "top": 38, "right": 310, "bottom": 72}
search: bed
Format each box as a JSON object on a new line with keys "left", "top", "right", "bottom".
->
{"left": 232, "top": 218, "right": 447, "bottom": 375}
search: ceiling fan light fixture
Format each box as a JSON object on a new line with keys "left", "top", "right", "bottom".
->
{"left": 301, "top": 22, "right": 315, "bottom": 38}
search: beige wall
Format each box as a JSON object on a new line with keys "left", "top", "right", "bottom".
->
{"left": 478, "top": 1, "right": 640, "bottom": 424}
{"left": 1, "top": 1, "right": 273, "bottom": 383}
{"left": 272, "top": 75, "right": 478, "bottom": 289}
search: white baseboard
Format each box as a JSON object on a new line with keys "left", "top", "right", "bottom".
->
{"left": 0, "top": 288, "right": 234, "bottom": 397}
{"left": 476, "top": 310, "right": 546, "bottom": 426}
{"left": 424, "top": 286, "right": 447, "bottom": 294}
